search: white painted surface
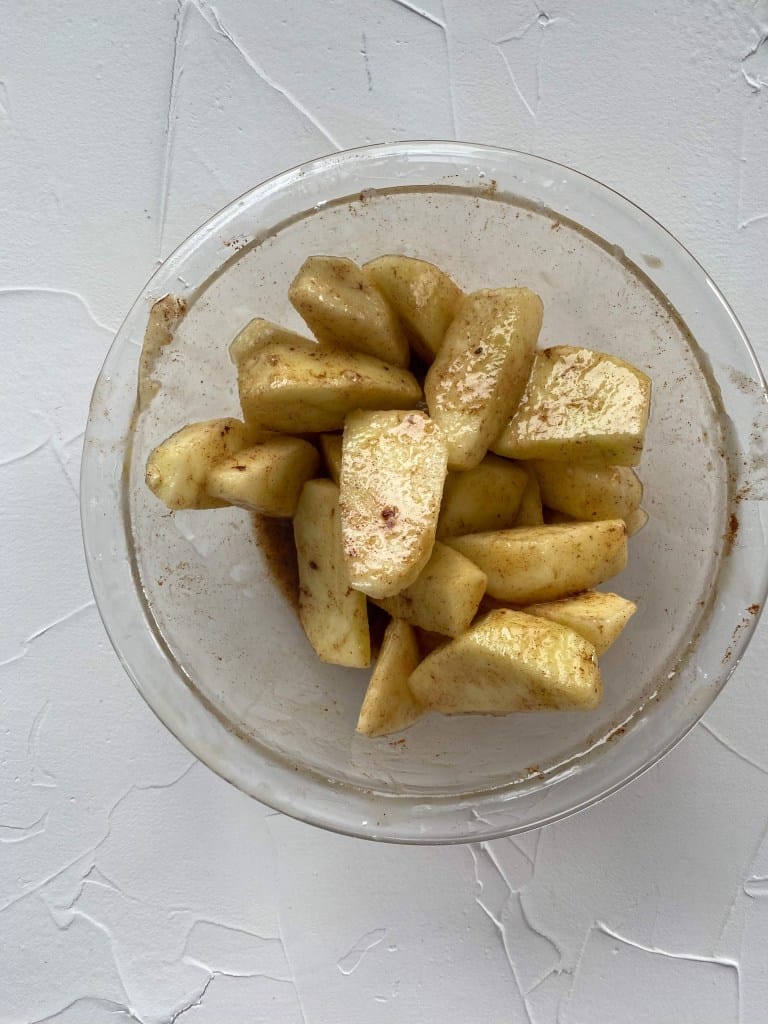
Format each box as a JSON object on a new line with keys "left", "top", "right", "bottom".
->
{"left": 2, "top": 0, "right": 768, "bottom": 1020}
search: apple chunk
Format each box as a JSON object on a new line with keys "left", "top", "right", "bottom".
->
{"left": 425, "top": 287, "right": 543, "bottom": 470}
{"left": 207, "top": 437, "right": 320, "bottom": 517}
{"left": 229, "top": 318, "right": 311, "bottom": 368}
{"left": 145, "top": 418, "right": 258, "bottom": 510}
{"left": 363, "top": 254, "right": 463, "bottom": 363}
{"left": 319, "top": 433, "right": 343, "bottom": 484}
{"left": 339, "top": 410, "right": 448, "bottom": 599}
{"left": 408, "top": 609, "right": 602, "bottom": 713}
{"left": 437, "top": 455, "right": 527, "bottom": 538}
{"left": 289, "top": 255, "right": 410, "bottom": 366}
{"left": 293, "top": 479, "right": 370, "bottom": 668}
{"left": 513, "top": 470, "right": 544, "bottom": 526}
{"left": 447, "top": 520, "right": 628, "bottom": 604}
{"left": 356, "top": 619, "right": 424, "bottom": 737}
{"left": 372, "top": 542, "right": 487, "bottom": 637}
{"left": 493, "top": 346, "right": 651, "bottom": 466}
{"left": 237, "top": 337, "right": 422, "bottom": 433}
{"left": 523, "top": 590, "right": 636, "bottom": 655}
{"left": 532, "top": 460, "right": 642, "bottom": 521}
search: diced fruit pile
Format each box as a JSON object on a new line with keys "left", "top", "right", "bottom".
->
{"left": 145, "top": 254, "right": 651, "bottom": 738}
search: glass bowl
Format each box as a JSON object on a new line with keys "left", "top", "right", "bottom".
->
{"left": 81, "top": 141, "right": 768, "bottom": 843}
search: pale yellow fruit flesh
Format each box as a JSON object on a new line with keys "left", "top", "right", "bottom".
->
{"left": 493, "top": 346, "right": 651, "bottom": 465}
{"left": 544, "top": 506, "right": 649, "bottom": 536}
{"left": 372, "top": 542, "right": 487, "bottom": 637}
{"left": 425, "top": 287, "right": 543, "bottom": 470}
{"left": 363, "top": 254, "right": 463, "bottom": 363}
{"left": 437, "top": 454, "right": 527, "bottom": 538}
{"left": 407, "top": 609, "right": 602, "bottom": 713}
{"left": 293, "top": 479, "right": 370, "bottom": 668}
{"left": 206, "top": 437, "right": 320, "bottom": 517}
{"left": 513, "top": 471, "right": 544, "bottom": 526}
{"left": 356, "top": 619, "right": 424, "bottom": 737}
{"left": 237, "top": 338, "right": 422, "bottom": 433}
{"left": 340, "top": 410, "right": 448, "bottom": 599}
{"left": 532, "top": 460, "right": 642, "bottom": 521}
{"left": 447, "top": 520, "right": 628, "bottom": 604}
{"left": 288, "top": 255, "right": 410, "bottom": 367}
{"left": 229, "top": 318, "right": 311, "bottom": 368}
{"left": 145, "top": 418, "right": 259, "bottom": 510}
{"left": 523, "top": 590, "right": 637, "bottom": 655}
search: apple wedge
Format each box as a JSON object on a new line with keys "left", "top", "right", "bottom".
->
{"left": 356, "top": 619, "right": 424, "bottom": 737}
{"left": 523, "top": 590, "right": 637, "bottom": 655}
{"left": 289, "top": 255, "right": 410, "bottom": 366}
{"left": 544, "top": 505, "right": 649, "bottom": 537}
{"left": 532, "top": 461, "right": 642, "bottom": 521}
{"left": 437, "top": 455, "right": 527, "bottom": 538}
{"left": 229, "top": 318, "right": 311, "bottom": 368}
{"left": 425, "top": 287, "right": 543, "bottom": 470}
{"left": 206, "top": 437, "right": 320, "bottom": 517}
{"left": 363, "top": 254, "right": 463, "bottom": 363}
{"left": 145, "top": 418, "right": 259, "bottom": 510}
{"left": 372, "top": 542, "right": 487, "bottom": 637}
{"left": 408, "top": 609, "right": 602, "bottom": 713}
{"left": 493, "top": 346, "right": 651, "bottom": 466}
{"left": 339, "top": 410, "right": 448, "bottom": 598}
{"left": 237, "top": 337, "right": 422, "bottom": 433}
{"left": 447, "top": 520, "right": 628, "bottom": 604}
{"left": 293, "top": 479, "right": 370, "bottom": 668}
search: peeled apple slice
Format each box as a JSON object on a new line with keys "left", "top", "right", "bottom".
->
{"left": 237, "top": 337, "right": 422, "bottom": 433}
{"left": 288, "top": 255, "right": 410, "bottom": 367}
{"left": 447, "top": 520, "right": 628, "bottom": 604}
{"left": 293, "top": 479, "right": 370, "bottom": 668}
{"left": 437, "top": 455, "right": 528, "bottom": 538}
{"left": 372, "top": 542, "right": 487, "bottom": 638}
{"left": 145, "top": 418, "right": 259, "bottom": 510}
{"left": 544, "top": 506, "right": 649, "bottom": 537}
{"left": 339, "top": 410, "right": 448, "bottom": 599}
{"left": 531, "top": 460, "right": 642, "bottom": 521}
{"left": 363, "top": 254, "right": 463, "bottom": 363}
{"left": 523, "top": 590, "right": 637, "bottom": 655}
{"left": 206, "top": 437, "right": 320, "bottom": 517}
{"left": 407, "top": 609, "right": 603, "bottom": 713}
{"left": 229, "top": 318, "right": 311, "bottom": 368}
{"left": 425, "top": 287, "right": 543, "bottom": 470}
{"left": 493, "top": 346, "right": 651, "bottom": 466}
{"left": 356, "top": 619, "right": 424, "bottom": 737}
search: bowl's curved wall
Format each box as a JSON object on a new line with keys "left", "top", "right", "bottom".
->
{"left": 82, "top": 143, "right": 768, "bottom": 842}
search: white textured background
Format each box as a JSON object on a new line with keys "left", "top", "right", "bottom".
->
{"left": 2, "top": 1, "right": 768, "bottom": 1021}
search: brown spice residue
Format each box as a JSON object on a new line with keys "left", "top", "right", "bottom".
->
{"left": 137, "top": 294, "right": 187, "bottom": 412}
{"left": 723, "top": 511, "right": 739, "bottom": 555}
{"left": 748, "top": 603, "right": 761, "bottom": 615}
{"left": 721, "top": 612, "right": 754, "bottom": 665}
{"left": 251, "top": 513, "right": 299, "bottom": 612}
{"left": 381, "top": 505, "right": 399, "bottom": 528}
